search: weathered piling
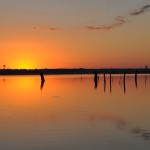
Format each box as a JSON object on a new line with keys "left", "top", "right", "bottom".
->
{"left": 110, "top": 73, "right": 112, "bottom": 93}
{"left": 104, "top": 73, "right": 106, "bottom": 92}
{"left": 40, "top": 71, "right": 45, "bottom": 82}
{"left": 124, "top": 72, "right": 126, "bottom": 94}
{"left": 135, "top": 70, "right": 138, "bottom": 88}
{"left": 94, "top": 71, "right": 98, "bottom": 89}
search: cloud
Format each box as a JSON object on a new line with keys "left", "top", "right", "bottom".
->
{"left": 130, "top": 5, "right": 150, "bottom": 16}
{"left": 32, "top": 26, "right": 60, "bottom": 31}
{"left": 85, "top": 4, "right": 150, "bottom": 31}
{"left": 85, "top": 25, "right": 113, "bottom": 31}
{"left": 114, "top": 16, "right": 126, "bottom": 26}
{"left": 85, "top": 16, "right": 126, "bottom": 31}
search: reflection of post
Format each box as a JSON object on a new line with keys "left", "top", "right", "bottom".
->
{"left": 81, "top": 76, "right": 82, "bottom": 82}
{"left": 104, "top": 73, "right": 106, "bottom": 92}
{"left": 40, "top": 71, "right": 45, "bottom": 90}
{"left": 2, "top": 78, "right": 6, "bottom": 85}
{"left": 110, "top": 73, "right": 112, "bottom": 93}
{"left": 145, "top": 76, "right": 147, "bottom": 88}
{"left": 40, "top": 71, "right": 45, "bottom": 82}
{"left": 94, "top": 71, "right": 98, "bottom": 89}
{"left": 135, "top": 70, "right": 138, "bottom": 88}
{"left": 123, "top": 72, "right": 126, "bottom": 94}
{"left": 40, "top": 80, "right": 45, "bottom": 90}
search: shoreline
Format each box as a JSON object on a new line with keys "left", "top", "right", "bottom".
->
{"left": 0, "top": 68, "right": 150, "bottom": 76}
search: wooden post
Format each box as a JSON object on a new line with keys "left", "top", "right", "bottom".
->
{"left": 110, "top": 73, "right": 112, "bottom": 93}
{"left": 104, "top": 73, "right": 106, "bottom": 92}
{"left": 135, "top": 70, "right": 138, "bottom": 88}
{"left": 124, "top": 72, "right": 126, "bottom": 94}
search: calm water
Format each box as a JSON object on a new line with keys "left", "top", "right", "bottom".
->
{"left": 0, "top": 75, "right": 150, "bottom": 150}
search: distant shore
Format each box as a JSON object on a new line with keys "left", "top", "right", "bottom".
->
{"left": 0, "top": 68, "right": 150, "bottom": 76}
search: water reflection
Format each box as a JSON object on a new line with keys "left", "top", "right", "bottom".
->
{"left": 145, "top": 75, "right": 147, "bottom": 87}
{"left": 0, "top": 75, "right": 150, "bottom": 150}
{"left": 40, "top": 71, "right": 45, "bottom": 82}
{"left": 80, "top": 75, "right": 83, "bottom": 82}
{"left": 40, "top": 80, "right": 45, "bottom": 90}
{"left": 92, "top": 74, "right": 150, "bottom": 93}
{"left": 131, "top": 127, "right": 150, "bottom": 141}
{"left": 135, "top": 71, "right": 138, "bottom": 88}
{"left": 103, "top": 74, "right": 106, "bottom": 93}
{"left": 110, "top": 73, "right": 112, "bottom": 93}
{"left": 3, "top": 78, "right": 6, "bottom": 82}
{"left": 86, "top": 113, "right": 150, "bottom": 141}
{"left": 87, "top": 113, "right": 126, "bottom": 129}
{"left": 94, "top": 71, "right": 99, "bottom": 89}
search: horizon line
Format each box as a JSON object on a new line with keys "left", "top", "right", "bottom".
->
{"left": 0, "top": 67, "right": 149, "bottom": 70}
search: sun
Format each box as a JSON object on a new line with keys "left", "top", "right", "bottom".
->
{"left": 12, "top": 54, "right": 38, "bottom": 69}
{"left": 4, "top": 37, "right": 44, "bottom": 69}
{"left": 13, "top": 58, "right": 36, "bottom": 69}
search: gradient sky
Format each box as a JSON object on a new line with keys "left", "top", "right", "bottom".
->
{"left": 0, "top": 0, "right": 150, "bottom": 69}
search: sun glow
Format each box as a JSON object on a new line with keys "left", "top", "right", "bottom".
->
{"left": 14, "top": 59, "right": 36, "bottom": 69}
{"left": 2, "top": 37, "right": 45, "bottom": 69}
{"left": 11, "top": 51, "right": 39, "bottom": 69}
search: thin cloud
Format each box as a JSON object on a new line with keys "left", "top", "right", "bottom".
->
{"left": 114, "top": 16, "right": 126, "bottom": 26}
{"left": 32, "top": 26, "right": 61, "bottom": 31}
{"left": 85, "top": 25, "right": 113, "bottom": 31}
{"left": 85, "top": 4, "right": 150, "bottom": 31}
{"left": 130, "top": 5, "right": 150, "bottom": 16}
{"left": 85, "top": 16, "right": 126, "bottom": 31}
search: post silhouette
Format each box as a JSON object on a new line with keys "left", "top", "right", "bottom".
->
{"left": 40, "top": 71, "right": 45, "bottom": 82}
{"left": 94, "top": 71, "right": 98, "bottom": 89}
{"left": 123, "top": 72, "right": 126, "bottom": 94}
{"left": 40, "top": 71, "right": 45, "bottom": 90}
{"left": 40, "top": 80, "right": 45, "bottom": 90}
{"left": 135, "top": 70, "right": 138, "bottom": 88}
{"left": 145, "top": 75, "right": 147, "bottom": 88}
{"left": 110, "top": 73, "right": 112, "bottom": 93}
{"left": 104, "top": 73, "right": 106, "bottom": 92}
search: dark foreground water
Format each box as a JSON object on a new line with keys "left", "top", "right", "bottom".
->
{"left": 0, "top": 75, "right": 150, "bottom": 150}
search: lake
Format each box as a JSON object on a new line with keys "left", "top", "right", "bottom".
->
{"left": 0, "top": 75, "right": 150, "bottom": 150}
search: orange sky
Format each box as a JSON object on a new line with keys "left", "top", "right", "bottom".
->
{"left": 0, "top": 0, "right": 150, "bottom": 69}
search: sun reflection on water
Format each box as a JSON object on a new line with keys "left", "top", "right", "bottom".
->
{"left": 0, "top": 75, "right": 150, "bottom": 150}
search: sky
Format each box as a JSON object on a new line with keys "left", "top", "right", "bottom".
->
{"left": 0, "top": 0, "right": 150, "bottom": 69}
